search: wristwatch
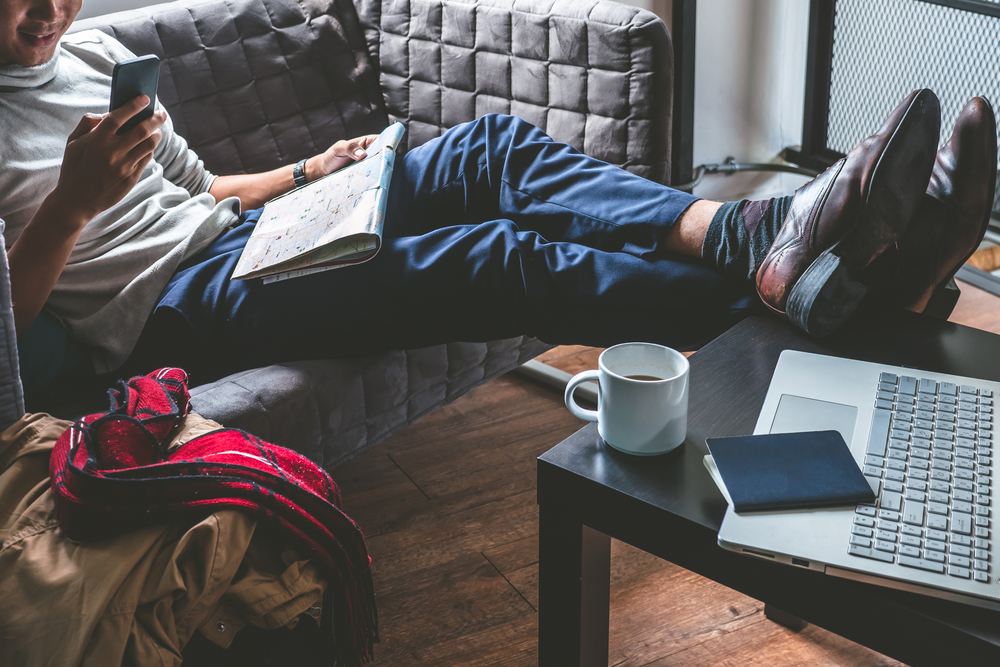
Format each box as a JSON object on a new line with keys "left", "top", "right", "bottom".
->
{"left": 293, "top": 159, "right": 309, "bottom": 188}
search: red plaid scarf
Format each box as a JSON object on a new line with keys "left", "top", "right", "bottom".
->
{"left": 49, "top": 368, "right": 378, "bottom": 665}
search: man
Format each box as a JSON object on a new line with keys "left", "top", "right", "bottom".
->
{"left": 3, "top": 0, "right": 996, "bottom": 401}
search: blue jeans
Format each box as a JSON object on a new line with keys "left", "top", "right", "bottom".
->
{"left": 152, "top": 115, "right": 757, "bottom": 378}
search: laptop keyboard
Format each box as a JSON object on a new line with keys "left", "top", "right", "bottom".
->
{"left": 848, "top": 372, "right": 993, "bottom": 583}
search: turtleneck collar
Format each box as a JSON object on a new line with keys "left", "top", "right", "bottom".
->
{"left": 0, "top": 47, "right": 60, "bottom": 90}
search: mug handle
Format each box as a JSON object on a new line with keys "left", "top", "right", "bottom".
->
{"left": 564, "top": 370, "right": 600, "bottom": 421}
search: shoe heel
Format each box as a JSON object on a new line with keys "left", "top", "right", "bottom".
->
{"left": 923, "top": 278, "right": 961, "bottom": 320}
{"left": 786, "top": 250, "right": 868, "bottom": 337}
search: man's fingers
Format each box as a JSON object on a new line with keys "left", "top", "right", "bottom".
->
{"left": 114, "top": 110, "right": 166, "bottom": 154}
{"left": 117, "top": 151, "right": 155, "bottom": 189}
{"left": 101, "top": 95, "right": 150, "bottom": 134}
{"left": 126, "top": 129, "right": 163, "bottom": 165}
{"left": 67, "top": 113, "right": 104, "bottom": 143}
{"left": 127, "top": 110, "right": 166, "bottom": 145}
{"left": 132, "top": 153, "right": 155, "bottom": 181}
{"left": 350, "top": 135, "right": 379, "bottom": 159}
{"left": 347, "top": 141, "right": 366, "bottom": 160}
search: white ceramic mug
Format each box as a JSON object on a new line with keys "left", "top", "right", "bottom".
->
{"left": 564, "top": 342, "right": 690, "bottom": 455}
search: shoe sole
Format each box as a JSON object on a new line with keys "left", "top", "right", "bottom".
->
{"left": 786, "top": 89, "right": 941, "bottom": 336}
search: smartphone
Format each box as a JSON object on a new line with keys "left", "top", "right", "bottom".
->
{"left": 109, "top": 54, "right": 160, "bottom": 136}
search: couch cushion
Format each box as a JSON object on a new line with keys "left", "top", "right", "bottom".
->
{"left": 189, "top": 337, "right": 550, "bottom": 469}
{"left": 72, "top": 0, "right": 390, "bottom": 175}
{"left": 354, "top": 0, "right": 673, "bottom": 183}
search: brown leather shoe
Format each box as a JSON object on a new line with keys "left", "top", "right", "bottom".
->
{"left": 756, "top": 89, "right": 941, "bottom": 336}
{"left": 878, "top": 97, "right": 998, "bottom": 316}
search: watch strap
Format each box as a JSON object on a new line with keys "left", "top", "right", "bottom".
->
{"left": 293, "top": 158, "right": 308, "bottom": 187}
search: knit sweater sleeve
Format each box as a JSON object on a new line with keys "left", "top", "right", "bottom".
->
{"left": 93, "top": 32, "right": 218, "bottom": 196}
{"left": 151, "top": 109, "right": 218, "bottom": 197}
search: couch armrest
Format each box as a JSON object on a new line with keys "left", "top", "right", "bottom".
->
{"left": 355, "top": 0, "right": 673, "bottom": 183}
{"left": 0, "top": 221, "right": 25, "bottom": 432}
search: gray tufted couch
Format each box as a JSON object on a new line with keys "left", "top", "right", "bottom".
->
{"left": 0, "top": 0, "right": 675, "bottom": 470}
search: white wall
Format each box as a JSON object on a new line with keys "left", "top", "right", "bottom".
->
{"left": 689, "top": 0, "right": 810, "bottom": 201}
{"left": 80, "top": 0, "right": 812, "bottom": 201}
{"left": 575, "top": 1, "right": 812, "bottom": 200}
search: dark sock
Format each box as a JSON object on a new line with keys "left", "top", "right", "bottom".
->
{"left": 701, "top": 196, "right": 794, "bottom": 281}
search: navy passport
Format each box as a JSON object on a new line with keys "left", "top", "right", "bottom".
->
{"left": 705, "top": 431, "right": 876, "bottom": 513}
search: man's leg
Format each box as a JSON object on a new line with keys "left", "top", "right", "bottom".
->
{"left": 147, "top": 214, "right": 757, "bottom": 380}
{"left": 386, "top": 114, "right": 787, "bottom": 272}
{"left": 140, "top": 91, "right": 944, "bottom": 378}
{"left": 387, "top": 114, "right": 712, "bottom": 259}
{"left": 387, "top": 102, "right": 946, "bottom": 339}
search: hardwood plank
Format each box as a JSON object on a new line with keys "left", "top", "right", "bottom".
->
{"left": 361, "top": 489, "right": 540, "bottom": 582}
{"left": 340, "top": 382, "right": 579, "bottom": 580}
{"left": 639, "top": 616, "right": 902, "bottom": 667}
{"left": 604, "top": 541, "right": 902, "bottom": 667}
{"left": 375, "top": 615, "right": 539, "bottom": 667}
{"left": 482, "top": 533, "right": 905, "bottom": 667}
{"left": 369, "top": 552, "right": 534, "bottom": 665}
{"left": 967, "top": 246, "right": 1000, "bottom": 272}
{"left": 952, "top": 279, "right": 1000, "bottom": 335}
{"left": 334, "top": 454, "right": 428, "bottom": 538}
{"left": 483, "top": 535, "right": 540, "bottom": 610}
{"left": 365, "top": 375, "right": 576, "bottom": 458}
{"left": 387, "top": 401, "right": 579, "bottom": 502}
{"left": 534, "top": 345, "right": 693, "bottom": 377}
{"left": 536, "top": 345, "right": 605, "bottom": 376}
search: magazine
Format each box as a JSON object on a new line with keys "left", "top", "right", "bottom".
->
{"left": 231, "top": 122, "right": 405, "bottom": 283}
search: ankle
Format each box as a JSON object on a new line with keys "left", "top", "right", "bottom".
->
{"left": 700, "top": 195, "right": 794, "bottom": 281}
{"left": 666, "top": 200, "right": 723, "bottom": 257}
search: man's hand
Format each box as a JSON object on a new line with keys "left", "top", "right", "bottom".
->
{"left": 53, "top": 95, "right": 166, "bottom": 224}
{"left": 307, "top": 135, "right": 380, "bottom": 180}
{"left": 6, "top": 96, "right": 166, "bottom": 336}
{"left": 210, "top": 133, "right": 381, "bottom": 209}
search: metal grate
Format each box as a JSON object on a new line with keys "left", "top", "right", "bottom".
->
{"left": 827, "top": 0, "right": 1000, "bottom": 216}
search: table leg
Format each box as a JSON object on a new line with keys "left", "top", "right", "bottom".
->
{"left": 538, "top": 503, "right": 611, "bottom": 666}
{"left": 764, "top": 604, "right": 808, "bottom": 631}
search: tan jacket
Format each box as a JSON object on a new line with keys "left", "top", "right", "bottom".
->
{"left": 0, "top": 412, "right": 328, "bottom": 666}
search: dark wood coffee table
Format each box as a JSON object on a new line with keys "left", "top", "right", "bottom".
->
{"left": 537, "top": 312, "right": 1000, "bottom": 667}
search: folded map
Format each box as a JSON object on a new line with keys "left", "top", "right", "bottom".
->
{"left": 232, "top": 122, "right": 405, "bottom": 283}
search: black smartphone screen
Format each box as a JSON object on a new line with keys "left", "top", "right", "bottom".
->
{"left": 110, "top": 55, "right": 160, "bottom": 136}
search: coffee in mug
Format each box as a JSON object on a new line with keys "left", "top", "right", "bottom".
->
{"left": 564, "top": 342, "right": 689, "bottom": 455}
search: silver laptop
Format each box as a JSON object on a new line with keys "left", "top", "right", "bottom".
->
{"left": 718, "top": 349, "right": 1000, "bottom": 610}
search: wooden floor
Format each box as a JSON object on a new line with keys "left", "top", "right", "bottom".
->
{"left": 336, "top": 281, "right": 1000, "bottom": 667}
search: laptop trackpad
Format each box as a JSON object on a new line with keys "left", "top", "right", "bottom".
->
{"left": 769, "top": 394, "right": 858, "bottom": 446}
